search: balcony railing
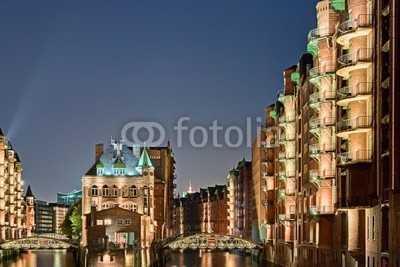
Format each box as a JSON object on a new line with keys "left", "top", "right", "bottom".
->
{"left": 309, "top": 143, "right": 335, "bottom": 155}
{"left": 309, "top": 65, "right": 336, "bottom": 79}
{"left": 337, "top": 116, "right": 372, "bottom": 133}
{"left": 337, "top": 48, "right": 373, "bottom": 67}
{"left": 309, "top": 117, "right": 336, "bottom": 130}
{"left": 337, "top": 150, "right": 372, "bottom": 165}
{"left": 337, "top": 82, "right": 372, "bottom": 101}
{"left": 278, "top": 189, "right": 286, "bottom": 199}
{"left": 308, "top": 27, "right": 335, "bottom": 42}
{"left": 309, "top": 91, "right": 336, "bottom": 105}
{"left": 278, "top": 115, "right": 296, "bottom": 124}
{"left": 338, "top": 14, "right": 373, "bottom": 34}
{"left": 278, "top": 214, "right": 286, "bottom": 221}
{"left": 279, "top": 134, "right": 296, "bottom": 144}
{"left": 309, "top": 205, "right": 335, "bottom": 215}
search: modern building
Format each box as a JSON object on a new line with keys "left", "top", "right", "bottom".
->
{"left": 34, "top": 200, "right": 54, "bottom": 234}
{"left": 0, "top": 128, "right": 25, "bottom": 240}
{"left": 57, "top": 189, "right": 82, "bottom": 206}
{"left": 49, "top": 203, "right": 69, "bottom": 234}
{"left": 81, "top": 140, "right": 157, "bottom": 247}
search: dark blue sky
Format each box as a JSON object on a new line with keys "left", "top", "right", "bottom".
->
{"left": 0, "top": 1, "right": 316, "bottom": 202}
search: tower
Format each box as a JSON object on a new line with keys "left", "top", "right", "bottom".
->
{"left": 25, "top": 185, "right": 35, "bottom": 237}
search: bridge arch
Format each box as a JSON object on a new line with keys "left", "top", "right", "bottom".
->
{"left": 0, "top": 237, "right": 77, "bottom": 250}
{"left": 164, "top": 234, "right": 261, "bottom": 250}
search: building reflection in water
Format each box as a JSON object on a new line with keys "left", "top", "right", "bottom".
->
{"left": 0, "top": 250, "right": 76, "bottom": 267}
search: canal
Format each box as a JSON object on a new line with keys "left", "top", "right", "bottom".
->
{"left": 0, "top": 249, "right": 275, "bottom": 266}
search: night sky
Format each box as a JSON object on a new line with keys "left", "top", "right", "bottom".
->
{"left": 0, "top": 1, "right": 316, "bottom": 202}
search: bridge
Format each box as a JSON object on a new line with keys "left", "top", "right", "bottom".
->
{"left": 164, "top": 234, "right": 261, "bottom": 250}
{"left": 0, "top": 234, "right": 78, "bottom": 250}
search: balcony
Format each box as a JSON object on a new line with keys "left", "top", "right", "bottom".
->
{"left": 309, "top": 205, "right": 335, "bottom": 215}
{"left": 309, "top": 169, "right": 335, "bottom": 182}
{"left": 277, "top": 90, "right": 294, "bottom": 103}
{"left": 278, "top": 189, "right": 286, "bottom": 199}
{"left": 337, "top": 82, "right": 372, "bottom": 106}
{"left": 309, "top": 91, "right": 336, "bottom": 109}
{"left": 279, "top": 170, "right": 295, "bottom": 180}
{"left": 337, "top": 14, "right": 373, "bottom": 47}
{"left": 336, "top": 48, "right": 373, "bottom": 78}
{"left": 278, "top": 214, "right": 286, "bottom": 221}
{"left": 309, "top": 117, "right": 336, "bottom": 135}
{"left": 279, "top": 134, "right": 295, "bottom": 145}
{"left": 309, "top": 142, "right": 335, "bottom": 157}
{"left": 336, "top": 116, "right": 372, "bottom": 138}
{"left": 307, "top": 27, "right": 335, "bottom": 57}
{"left": 308, "top": 65, "right": 335, "bottom": 85}
{"left": 261, "top": 140, "right": 276, "bottom": 149}
{"left": 278, "top": 115, "right": 295, "bottom": 127}
{"left": 337, "top": 150, "right": 372, "bottom": 166}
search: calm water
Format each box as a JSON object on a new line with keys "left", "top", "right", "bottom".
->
{"left": 165, "top": 250, "right": 265, "bottom": 267}
{"left": 0, "top": 249, "right": 271, "bottom": 267}
{"left": 0, "top": 250, "right": 76, "bottom": 267}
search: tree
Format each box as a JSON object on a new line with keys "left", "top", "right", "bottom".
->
{"left": 70, "top": 200, "right": 82, "bottom": 236}
{"left": 60, "top": 199, "right": 82, "bottom": 237}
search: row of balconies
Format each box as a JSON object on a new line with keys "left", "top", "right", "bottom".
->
{"left": 309, "top": 116, "right": 372, "bottom": 136}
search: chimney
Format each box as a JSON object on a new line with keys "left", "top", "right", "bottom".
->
{"left": 95, "top": 143, "right": 103, "bottom": 161}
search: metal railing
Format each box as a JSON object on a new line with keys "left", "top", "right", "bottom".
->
{"left": 308, "top": 27, "right": 335, "bottom": 41}
{"left": 337, "top": 116, "right": 372, "bottom": 132}
{"left": 309, "top": 143, "right": 335, "bottom": 154}
{"left": 278, "top": 115, "right": 296, "bottom": 124}
{"left": 309, "top": 205, "right": 335, "bottom": 215}
{"left": 337, "top": 48, "right": 373, "bottom": 67}
{"left": 309, "top": 65, "right": 336, "bottom": 79}
{"left": 338, "top": 14, "right": 373, "bottom": 34}
{"left": 337, "top": 82, "right": 372, "bottom": 100}
{"left": 337, "top": 149, "right": 372, "bottom": 164}
{"left": 309, "top": 91, "right": 336, "bottom": 105}
{"left": 309, "top": 117, "right": 336, "bottom": 129}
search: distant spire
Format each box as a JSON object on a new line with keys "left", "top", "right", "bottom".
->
{"left": 188, "top": 180, "right": 193, "bottom": 194}
{"left": 26, "top": 185, "right": 34, "bottom": 198}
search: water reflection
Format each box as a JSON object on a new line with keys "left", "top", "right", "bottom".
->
{"left": 0, "top": 250, "right": 76, "bottom": 267}
{"left": 166, "top": 250, "right": 263, "bottom": 267}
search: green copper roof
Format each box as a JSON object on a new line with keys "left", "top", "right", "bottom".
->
{"left": 113, "top": 157, "right": 126, "bottom": 168}
{"left": 331, "top": 0, "right": 345, "bottom": 12}
{"left": 269, "top": 110, "right": 278, "bottom": 120}
{"left": 291, "top": 71, "right": 300, "bottom": 85}
{"left": 138, "top": 148, "right": 154, "bottom": 168}
{"left": 307, "top": 42, "right": 319, "bottom": 57}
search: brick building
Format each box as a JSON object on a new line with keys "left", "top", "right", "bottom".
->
{"left": 251, "top": 0, "right": 400, "bottom": 266}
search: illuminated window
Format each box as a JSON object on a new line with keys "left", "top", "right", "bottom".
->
{"left": 102, "top": 185, "right": 109, "bottom": 197}
{"left": 130, "top": 204, "right": 137, "bottom": 212}
{"left": 96, "top": 220, "right": 103, "bottom": 225}
{"left": 91, "top": 185, "right": 98, "bottom": 196}
{"left": 130, "top": 186, "right": 137, "bottom": 197}
{"left": 97, "top": 168, "right": 104, "bottom": 176}
{"left": 111, "top": 185, "right": 118, "bottom": 197}
{"left": 104, "top": 219, "right": 112, "bottom": 225}
{"left": 117, "top": 219, "right": 123, "bottom": 226}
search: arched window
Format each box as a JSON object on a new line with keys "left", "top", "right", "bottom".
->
{"left": 102, "top": 185, "right": 109, "bottom": 197}
{"left": 111, "top": 185, "right": 118, "bottom": 197}
{"left": 121, "top": 185, "right": 128, "bottom": 197}
{"left": 130, "top": 186, "right": 137, "bottom": 197}
{"left": 91, "top": 185, "right": 98, "bottom": 196}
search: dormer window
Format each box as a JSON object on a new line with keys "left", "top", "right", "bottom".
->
{"left": 113, "top": 168, "right": 125, "bottom": 176}
{"left": 97, "top": 168, "right": 104, "bottom": 176}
